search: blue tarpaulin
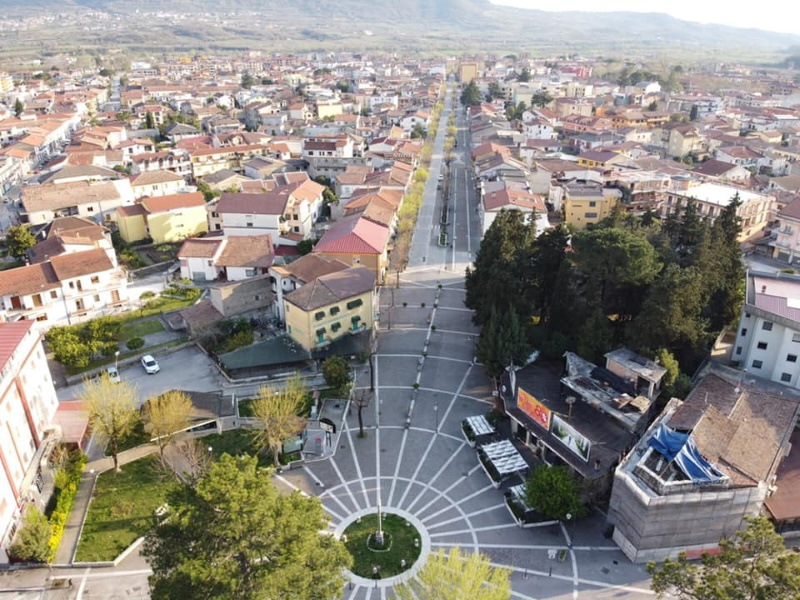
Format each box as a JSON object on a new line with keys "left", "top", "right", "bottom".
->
{"left": 649, "top": 423, "right": 725, "bottom": 484}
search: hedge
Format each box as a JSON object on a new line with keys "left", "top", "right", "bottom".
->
{"left": 46, "top": 452, "right": 87, "bottom": 562}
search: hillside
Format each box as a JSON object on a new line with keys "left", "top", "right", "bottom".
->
{"left": 0, "top": 0, "right": 797, "bottom": 61}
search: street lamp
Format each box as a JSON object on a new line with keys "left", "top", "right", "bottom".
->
{"left": 434, "top": 401, "right": 439, "bottom": 432}
{"left": 565, "top": 512, "right": 573, "bottom": 548}
{"left": 114, "top": 350, "right": 120, "bottom": 371}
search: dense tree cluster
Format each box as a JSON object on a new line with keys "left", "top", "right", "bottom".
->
{"left": 460, "top": 81, "right": 483, "bottom": 107}
{"left": 466, "top": 199, "right": 745, "bottom": 390}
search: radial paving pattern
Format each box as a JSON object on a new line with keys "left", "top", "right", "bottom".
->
{"left": 275, "top": 273, "right": 654, "bottom": 600}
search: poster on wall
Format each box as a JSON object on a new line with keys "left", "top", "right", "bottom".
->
{"left": 517, "top": 388, "right": 551, "bottom": 430}
{"left": 551, "top": 414, "right": 591, "bottom": 462}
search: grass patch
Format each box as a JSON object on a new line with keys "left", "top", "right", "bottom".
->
{"left": 75, "top": 456, "right": 174, "bottom": 562}
{"left": 203, "top": 430, "right": 271, "bottom": 468}
{"left": 343, "top": 513, "right": 421, "bottom": 578}
{"left": 120, "top": 319, "right": 164, "bottom": 341}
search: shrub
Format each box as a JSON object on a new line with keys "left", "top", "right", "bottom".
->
{"left": 9, "top": 507, "right": 51, "bottom": 563}
{"left": 223, "top": 329, "right": 254, "bottom": 353}
{"left": 126, "top": 337, "right": 145, "bottom": 351}
{"left": 139, "top": 290, "right": 156, "bottom": 301}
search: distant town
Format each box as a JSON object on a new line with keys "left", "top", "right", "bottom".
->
{"left": 0, "top": 49, "right": 799, "bottom": 599}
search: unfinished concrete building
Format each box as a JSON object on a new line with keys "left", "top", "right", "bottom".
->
{"left": 608, "top": 363, "right": 800, "bottom": 563}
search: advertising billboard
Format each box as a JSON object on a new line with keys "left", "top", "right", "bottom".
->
{"left": 551, "top": 414, "right": 591, "bottom": 462}
{"left": 517, "top": 388, "right": 551, "bottom": 430}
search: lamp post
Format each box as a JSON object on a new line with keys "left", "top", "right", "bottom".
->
{"left": 114, "top": 350, "right": 120, "bottom": 371}
{"left": 434, "top": 401, "right": 439, "bottom": 432}
{"left": 565, "top": 512, "right": 573, "bottom": 548}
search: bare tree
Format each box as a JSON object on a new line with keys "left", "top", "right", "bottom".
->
{"left": 353, "top": 389, "right": 372, "bottom": 438}
{"left": 143, "top": 390, "right": 194, "bottom": 460}
{"left": 250, "top": 374, "right": 307, "bottom": 466}
{"left": 161, "top": 438, "right": 213, "bottom": 486}
{"left": 81, "top": 373, "right": 139, "bottom": 472}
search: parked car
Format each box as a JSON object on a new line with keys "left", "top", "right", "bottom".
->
{"left": 141, "top": 355, "right": 160, "bottom": 374}
{"left": 105, "top": 366, "right": 121, "bottom": 383}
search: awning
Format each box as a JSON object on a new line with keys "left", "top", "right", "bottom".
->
{"left": 649, "top": 423, "right": 725, "bottom": 484}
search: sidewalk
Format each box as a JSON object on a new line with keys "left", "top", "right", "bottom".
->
{"left": 54, "top": 444, "right": 159, "bottom": 565}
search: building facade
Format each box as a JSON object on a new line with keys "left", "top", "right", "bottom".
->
{"left": 0, "top": 321, "right": 60, "bottom": 564}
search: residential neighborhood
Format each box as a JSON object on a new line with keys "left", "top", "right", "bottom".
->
{"left": 1, "top": 25, "right": 800, "bottom": 600}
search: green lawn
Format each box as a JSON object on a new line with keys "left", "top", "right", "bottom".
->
{"left": 116, "top": 419, "right": 151, "bottom": 453}
{"left": 120, "top": 318, "right": 164, "bottom": 341}
{"left": 343, "top": 513, "right": 421, "bottom": 578}
{"left": 75, "top": 456, "right": 174, "bottom": 562}
{"left": 203, "top": 430, "right": 271, "bottom": 467}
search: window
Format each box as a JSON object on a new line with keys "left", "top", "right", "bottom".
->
{"left": 757, "top": 342, "right": 768, "bottom": 350}
{"left": 69, "top": 281, "right": 75, "bottom": 289}
{"left": 763, "top": 321, "right": 773, "bottom": 331}
{"left": 314, "top": 311, "right": 325, "bottom": 321}
{"left": 793, "top": 333, "right": 800, "bottom": 343}
{"left": 752, "top": 360, "right": 763, "bottom": 369}
{"left": 789, "top": 354, "right": 798, "bottom": 363}
{"left": 585, "top": 212, "right": 598, "bottom": 218}
{"left": 32, "top": 294, "right": 42, "bottom": 307}
{"left": 293, "top": 226, "right": 300, "bottom": 233}
{"left": 351, "top": 315, "right": 362, "bottom": 328}
{"left": 211, "top": 211, "right": 218, "bottom": 218}
{"left": 246, "top": 222, "right": 253, "bottom": 228}
{"left": 316, "top": 327, "right": 326, "bottom": 336}
{"left": 93, "top": 294, "right": 100, "bottom": 302}
{"left": 330, "top": 306, "right": 340, "bottom": 316}
{"left": 741, "top": 328, "right": 747, "bottom": 337}
{"left": 781, "top": 373, "right": 792, "bottom": 382}
{"left": 736, "top": 346, "right": 742, "bottom": 355}
{"left": 332, "top": 322, "right": 341, "bottom": 332}
{"left": 50, "top": 291, "right": 57, "bottom": 299}
{"left": 745, "top": 312, "right": 751, "bottom": 318}
{"left": 287, "top": 325, "right": 292, "bottom": 333}
{"left": 245, "top": 268, "right": 257, "bottom": 277}
{"left": 353, "top": 257, "right": 361, "bottom": 264}
{"left": 589, "top": 201, "right": 597, "bottom": 207}
{"left": 87, "top": 206, "right": 94, "bottom": 212}
{"left": 346, "top": 298, "right": 363, "bottom": 310}
{"left": 215, "top": 224, "right": 221, "bottom": 230}
{"left": 207, "top": 260, "right": 213, "bottom": 266}
{"left": 35, "top": 314, "right": 48, "bottom": 322}
{"left": 91, "top": 276, "right": 100, "bottom": 284}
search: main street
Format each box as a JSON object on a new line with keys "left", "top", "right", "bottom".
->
{"left": 0, "top": 86, "right": 654, "bottom": 600}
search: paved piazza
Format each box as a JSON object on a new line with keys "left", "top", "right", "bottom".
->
{"left": 275, "top": 269, "right": 655, "bottom": 600}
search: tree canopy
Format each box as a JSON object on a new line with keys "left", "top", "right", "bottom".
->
{"left": 5, "top": 224, "right": 36, "bottom": 260}
{"left": 395, "top": 547, "right": 511, "bottom": 600}
{"left": 524, "top": 464, "right": 586, "bottom": 521}
{"left": 250, "top": 375, "right": 307, "bottom": 466}
{"left": 143, "top": 454, "right": 351, "bottom": 600}
{"left": 648, "top": 516, "right": 800, "bottom": 600}
{"left": 80, "top": 373, "right": 139, "bottom": 472}
{"left": 460, "top": 81, "right": 482, "bottom": 107}
{"left": 465, "top": 193, "right": 745, "bottom": 391}
{"left": 143, "top": 390, "right": 194, "bottom": 459}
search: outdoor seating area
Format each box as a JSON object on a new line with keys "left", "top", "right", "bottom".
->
{"left": 461, "top": 414, "right": 495, "bottom": 447}
{"left": 477, "top": 439, "right": 529, "bottom": 488}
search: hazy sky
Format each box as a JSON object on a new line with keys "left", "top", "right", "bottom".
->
{"left": 490, "top": 0, "right": 800, "bottom": 36}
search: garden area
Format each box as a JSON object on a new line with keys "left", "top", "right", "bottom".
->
{"left": 113, "top": 235, "right": 183, "bottom": 270}
{"left": 342, "top": 513, "right": 421, "bottom": 578}
{"left": 75, "top": 456, "right": 175, "bottom": 562}
{"left": 46, "top": 283, "right": 200, "bottom": 374}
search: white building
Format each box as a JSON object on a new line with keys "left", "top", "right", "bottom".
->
{"left": 662, "top": 182, "right": 774, "bottom": 241}
{"left": 177, "top": 235, "right": 274, "bottom": 283}
{"left": 0, "top": 248, "right": 128, "bottom": 328}
{"left": 732, "top": 271, "right": 800, "bottom": 388}
{"left": 0, "top": 320, "right": 59, "bottom": 563}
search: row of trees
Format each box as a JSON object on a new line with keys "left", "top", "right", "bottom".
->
{"left": 468, "top": 199, "right": 744, "bottom": 392}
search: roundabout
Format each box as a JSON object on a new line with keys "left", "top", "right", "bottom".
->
{"left": 335, "top": 506, "right": 431, "bottom": 587}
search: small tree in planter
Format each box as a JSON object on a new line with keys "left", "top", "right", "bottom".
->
{"left": 322, "top": 355, "right": 351, "bottom": 396}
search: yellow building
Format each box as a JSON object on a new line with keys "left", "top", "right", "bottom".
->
{"left": 116, "top": 192, "right": 208, "bottom": 244}
{"left": 284, "top": 266, "right": 376, "bottom": 351}
{"left": 459, "top": 62, "right": 478, "bottom": 84}
{"left": 563, "top": 181, "right": 622, "bottom": 230}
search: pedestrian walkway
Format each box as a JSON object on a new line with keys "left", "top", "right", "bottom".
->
{"left": 54, "top": 444, "right": 159, "bottom": 565}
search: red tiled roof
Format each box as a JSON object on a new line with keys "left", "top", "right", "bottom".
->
{"left": 141, "top": 192, "right": 205, "bottom": 214}
{"left": 314, "top": 214, "right": 389, "bottom": 255}
{"left": 0, "top": 321, "right": 35, "bottom": 372}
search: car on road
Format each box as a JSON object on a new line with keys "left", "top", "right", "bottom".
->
{"left": 105, "top": 366, "right": 121, "bottom": 383}
{"left": 141, "top": 355, "right": 160, "bottom": 374}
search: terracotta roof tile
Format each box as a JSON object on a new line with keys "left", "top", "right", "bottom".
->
{"left": 141, "top": 192, "right": 205, "bottom": 214}
{"left": 285, "top": 266, "right": 375, "bottom": 311}
{"left": 314, "top": 214, "right": 390, "bottom": 255}
{"left": 216, "top": 235, "right": 274, "bottom": 268}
